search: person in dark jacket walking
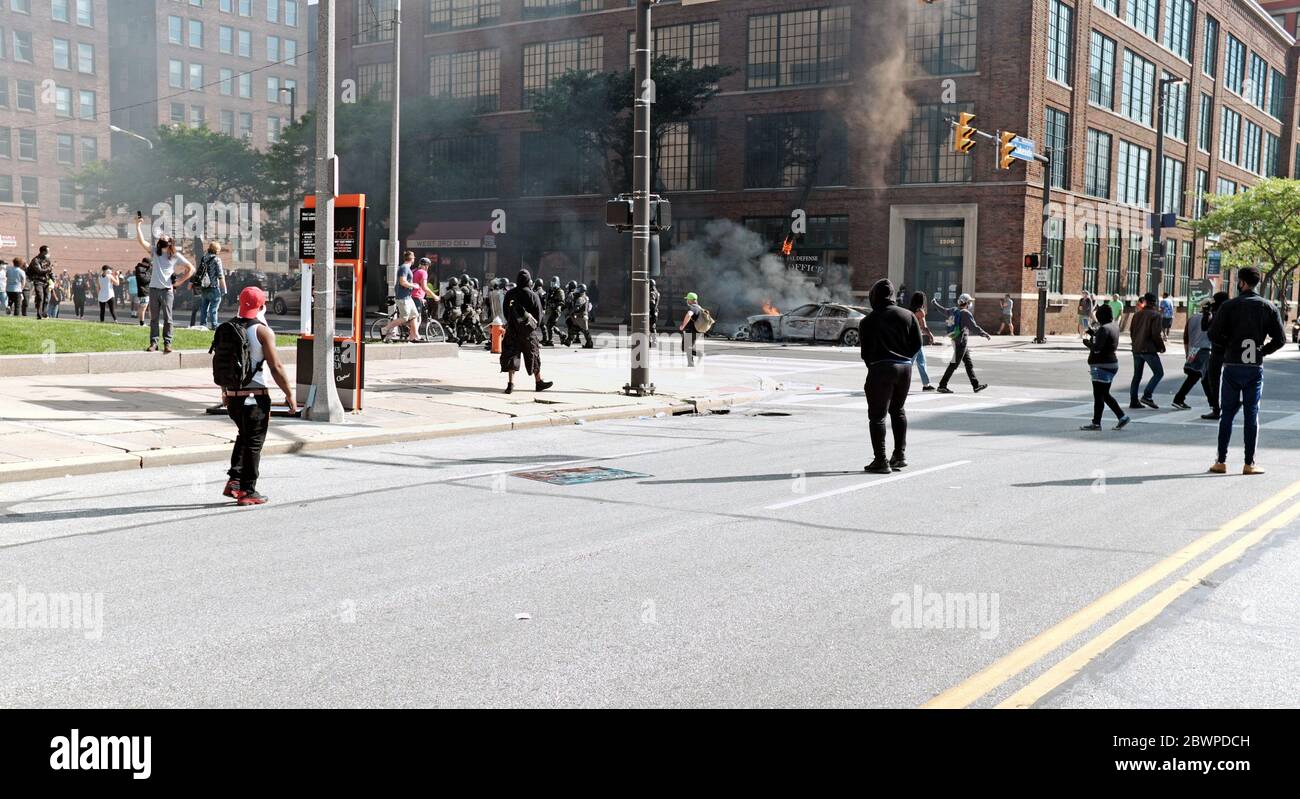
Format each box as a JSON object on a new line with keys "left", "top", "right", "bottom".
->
{"left": 1079, "top": 303, "right": 1131, "bottom": 430}
{"left": 860, "top": 279, "right": 923, "bottom": 474}
{"left": 501, "top": 268, "right": 553, "bottom": 395}
{"left": 1128, "top": 292, "right": 1165, "bottom": 409}
{"left": 933, "top": 293, "right": 990, "bottom": 393}
{"left": 1200, "top": 291, "right": 1230, "bottom": 420}
{"left": 1208, "top": 267, "right": 1285, "bottom": 475}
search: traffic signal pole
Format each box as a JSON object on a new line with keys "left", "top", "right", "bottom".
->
{"left": 625, "top": 0, "right": 655, "bottom": 397}
{"left": 1035, "top": 150, "right": 1051, "bottom": 345}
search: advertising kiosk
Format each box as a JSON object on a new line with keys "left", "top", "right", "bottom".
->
{"left": 297, "top": 193, "right": 366, "bottom": 411}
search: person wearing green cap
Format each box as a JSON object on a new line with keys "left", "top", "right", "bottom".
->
{"left": 679, "top": 292, "right": 704, "bottom": 367}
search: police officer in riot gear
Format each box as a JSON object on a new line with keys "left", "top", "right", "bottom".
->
{"left": 543, "top": 276, "right": 565, "bottom": 347}
{"left": 442, "top": 276, "right": 463, "bottom": 345}
{"left": 566, "top": 283, "right": 594, "bottom": 349}
{"left": 648, "top": 278, "right": 661, "bottom": 346}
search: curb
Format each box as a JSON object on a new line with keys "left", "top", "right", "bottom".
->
{"left": 0, "top": 390, "right": 772, "bottom": 485}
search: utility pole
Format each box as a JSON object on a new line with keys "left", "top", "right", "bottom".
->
{"left": 280, "top": 86, "right": 297, "bottom": 125}
{"left": 626, "top": 0, "right": 656, "bottom": 396}
{"left": 387, "top": 0, "right": 402, "bottom": 293}
{"left": 306, "top": 0, "right": 344, "bottom": 422}
{"left": 1151, "top": 75, "right": 1183, "bottom": 296}
{"left": 1035, "top": 150, "right": 1051, "bottom": 344}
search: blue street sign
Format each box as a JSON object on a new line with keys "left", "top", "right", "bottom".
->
{"left": 1010, "top": 136, "right": 1036, "bottom": 162}
{"left": 1207, "top": 250, "right": 1222, "bottom": 277}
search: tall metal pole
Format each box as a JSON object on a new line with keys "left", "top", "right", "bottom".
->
{"left": 626, "top": 0, "right": 654, "bottom": 396}
{"left": 306, "top": 0, "right": 344, "bottom": 422}
{"left": 1151, "top": 77, "right": 1179, "bottom": 296}
{"left": 1035, "top": 150, "right": 1051, "bottom": 345}
{"left": 387, "top": 0, "right": 402, "bottom": 293}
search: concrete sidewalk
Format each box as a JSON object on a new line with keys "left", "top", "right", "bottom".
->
{"left": 0, "top": 342, "right": 771, "bottom": 484}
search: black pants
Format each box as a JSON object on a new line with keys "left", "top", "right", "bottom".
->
{"left": 32, "top": 283, "right": 48, "bottom": 318}
{"left": 99, "top": 299, "right": 116, "bottom": 322}
{"left": 1203, "top": 352, "right": 1223, "bottom": 413}
{"left": 74, "top": 297, "right": 85, "bottom": 317}
{"left": 866, "top": 361, "right": 912, "bottom": 460}
{"left": 939, "top": 338, "right": 978, "bottom": 389}
{"left": 1092, "top": 380, "right": 1125, "bottom": 425}
{"left": 227, "top": 394, "right": 272, "bottom": 492}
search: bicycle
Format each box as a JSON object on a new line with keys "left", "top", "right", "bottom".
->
{"left": 368, "top": 298, "right": 448, "bottom": 344}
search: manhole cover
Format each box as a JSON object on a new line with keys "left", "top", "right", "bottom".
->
{"left": 514, "top": 467, "right": 649, "bottom": 485}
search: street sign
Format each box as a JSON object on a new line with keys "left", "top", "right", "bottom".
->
{"left": 1009, "top": 136, "right": 1036, "bottom": 162}
{"left": 1207, "top": 250, "right": 1222, "bottom": 277}
{"left": 1034, "top": 269, "right": 1049, "bottom": 290}
{"left": 299, "top": 204, "right": 362, "bottom": 261}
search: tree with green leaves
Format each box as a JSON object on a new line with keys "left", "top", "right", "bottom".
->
{"left": 1190, "top": 178, "right": 1300, "bottom": 286}
{"left": 529, "top": 55, "right": 735, "bottom": 194}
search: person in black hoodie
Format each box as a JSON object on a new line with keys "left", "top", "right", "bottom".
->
{"left": 1080, "top": 303, "right": 1131, "bottom": 431}
{"left": 860, "top": 279, "right": 923, "bottom": 474}
{"left": 500, "top": 268, "right": 554, "bottom": 395}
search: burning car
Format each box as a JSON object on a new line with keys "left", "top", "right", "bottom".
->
{"left": 742, "top": 302, "right": 867, "bottom": 346}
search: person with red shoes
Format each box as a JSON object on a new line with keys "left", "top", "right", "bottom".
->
{"left": 218, "top": 286, "right": 296, "bottom": 505}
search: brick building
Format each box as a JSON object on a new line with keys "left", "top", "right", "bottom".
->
{"left": 109, "top": 0, "right": 311, "bottom": 269}
{"left": 335, "top": 0, "right": 1299, "bottom": 332}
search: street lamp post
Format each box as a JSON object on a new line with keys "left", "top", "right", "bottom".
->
{"left": 387, "top": 0, "right": 402, "bottom": 293}
{"left": 109, "top": 125, "right": 154, "bottom": 150}
{"left": 1151, "top": 76, "right": 1184, "bottom": 295}
{"left": 279, "top": 86, "right": 297, "bottom": 125}
{"left": 626, "top": 0, "right": 658, "bottom": 397}
{"left": 306, "top": 0, "right": 345, "bottom": 423}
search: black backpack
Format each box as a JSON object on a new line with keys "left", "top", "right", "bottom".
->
{"left": 210, "top": 318, "right": 262, "bottom": 391}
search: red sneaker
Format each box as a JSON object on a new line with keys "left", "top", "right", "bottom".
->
{"left": 236, "top": 491, "right": 268, "bottom": 506}
{"left": 222, "top": 479, "right": 246, "bottom": 499}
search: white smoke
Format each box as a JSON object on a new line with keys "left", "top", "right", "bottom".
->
{"left": 669, "top": 220, "right": 854, "bottom": 328}
{"left": 845, "top": 0, "right": 916, "bottom": 186}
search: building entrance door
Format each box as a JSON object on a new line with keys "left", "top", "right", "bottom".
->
{"left": 913, "top": 221, "right": 964, "bottom": 324}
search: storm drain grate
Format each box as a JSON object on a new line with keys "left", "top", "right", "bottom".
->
{"left": 513, "top": 467, "right": 649, "bottom": 485}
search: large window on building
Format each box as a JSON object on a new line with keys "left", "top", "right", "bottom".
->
{"left": 1083, "top": 224, "right": 1100, "bottom": 294}
{"left": 1085, "top": 128, "right": 1112, "bottom": 198}
{"left": 429, "top": 0, "right": 500, "bottom": 32}
{"left": 1117, "top": 140, "right": 1150, "bottom": 207}
{"left": 745, "top": 111, "right": 847, "bottom": 189}
{"left": 909, "top": 0, "right": 977, "bottom": 76}
{"left": 1223, "top": 35, "right": 1245, "bottom": 95}
{"left": 1163, "top": 76, "right": 1187, "bottom": 141}
{"left": 1265, "top": 132, "right": 1280, "bottom": 177}
{"left": 1162, "top": 0, "right": 1193, "bottom": 61}
{"left": 899, "top": 102, "right": 974, "bottom": 184}
{"left": 1088, "top": 31, "right": 1116, "bottom": 109}
{"left": 1121, "top": 50, "right": 1154, "bottom": 126}
{"left": 1248, "top": 54, "right": 1268, "bottom": 109}
{"left": 1242, "top": 122, "right": 1261, "bottom": 174}
{"left": 1125, "top": 0, "right": 1158, "bottom": 39}
{"left": 1193, "top": 168, "right": 1209, "bottom": 218}
{"left": 1045, "top": 106, "right": 1070, "bottom": 188}
{"left": 1202, "top": 15, "right": 1218, "bottom": 77}
{"left": 429, "top": 48, "right": 500, "bottom": 113}
{"left": 522, "top": 0, "right": 598, "bottom": 20}
{"left": 428, "top": 135, "right": 499, "bottom": 200}
{"left": 355, "top": 0, "right": 395, "bottom": 45}
{"left": 1219, "top": 107, "right": 1240, "bottom": 165}
{"left": 1046, "top": 0, "right": 1072, "bottom": 86}
{"left": 1047, "top": 217, "right": 1065, "bottom": 293}
{"left": 1179, "top": 239, "right": 1191, "bottom": 296}
{"left": 1269, "top": 69, "right": 1286, "bottom": 120}
{"left": 1160, "top": 156, "right": 1184, "bottom": 217}
{"left": 520, "top": 132, "right": 600, "bottom": 196}
{"left": 1127, "top": 232, "right": 1142, "bottom": 294}
{"left": 1105, "top": 229, "right": 1122, "bottom": 295}
{"left": 357, "top": 62, "right": 394, "bottom": 101}
{"left": 1197, "top": 93, "right": 1212, "bottom": 151}
{"left": 747, "top": 6, "right": 851, "bottom": 89}
{"left": 628, "top": 21, "right": 720, "bottom": 70}
{"left": 657, "top": 119, "right": 716, "bottom": 192}
{"left": 522, "top": 35, "right": 603, "bottom": 108}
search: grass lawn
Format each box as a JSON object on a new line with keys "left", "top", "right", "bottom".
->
{"left": 0, "top": 315, "right": 297, "bottom": 356}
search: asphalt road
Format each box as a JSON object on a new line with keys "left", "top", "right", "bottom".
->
{"left": 3, "top": 337, "right": 1299, "bottom": 707}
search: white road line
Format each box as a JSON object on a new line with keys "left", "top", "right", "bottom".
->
{"left": 765, "top": 460, "right": 971, "bottom": 510}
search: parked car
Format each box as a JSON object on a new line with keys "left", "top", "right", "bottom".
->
{"left": 269, "top": 273, "right": 354, "bottom": 316}
{"left": 743, "top": 302, "right": 868, "bottom": 346}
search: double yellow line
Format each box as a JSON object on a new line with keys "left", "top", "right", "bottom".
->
{"left": 924, "top": 477, "right": 1300, "bottom": 709}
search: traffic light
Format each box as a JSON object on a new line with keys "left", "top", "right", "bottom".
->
{"left": 999, "top": 131, "right": 1017, "bottom": 170}
{"left": 952, "top": 112, "right": 976, "bottom": 154}
{"left": 1024, "top": 254, "right": 1040, "bottom": 270}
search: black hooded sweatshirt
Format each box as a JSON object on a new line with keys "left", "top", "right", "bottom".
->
{"left": 859, "top": 298, "right": 922, "bottom": 365}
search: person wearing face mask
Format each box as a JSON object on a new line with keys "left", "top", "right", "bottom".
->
{"left": 1079, "top": 303, "right": 1131, "bottom": 431}
{"left": 134, "top": 216, "right": 195, "bottom": 354}
{"left": 932, "top": 293, "right": 991, "bottom": 394}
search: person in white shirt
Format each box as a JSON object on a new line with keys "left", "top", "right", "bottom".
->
{"left": 134, "top": 216, "right": 194, "bottom": 353}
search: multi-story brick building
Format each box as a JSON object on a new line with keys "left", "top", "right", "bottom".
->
{"left": 335, "top": 0, "right": 1299, "bottom": 332}
{"left": 109, "top": 0, "right": 311, "bottom": 269}
{"left": 0, "top": 0, "right": 137, "bottom": 272}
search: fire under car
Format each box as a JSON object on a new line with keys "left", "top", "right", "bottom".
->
{"left": 742, "top": 302, "right": 868, "bottom": 346}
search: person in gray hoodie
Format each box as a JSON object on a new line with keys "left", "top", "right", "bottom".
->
{"left": 1171, "top": 295, "right": 1216, "bottom": 411}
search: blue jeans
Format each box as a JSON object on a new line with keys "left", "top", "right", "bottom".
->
{"left": 913, "top": 347, "right": 931, "bottom": 386}
{"left": 200, "top": 289, "right": 223, "bottom": 329}
{"left": 1218, "top": 365, "right": 1263, "bottom": 465}
{"left": 1130, "top": 353, "right": 1164, "bottom": 403}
